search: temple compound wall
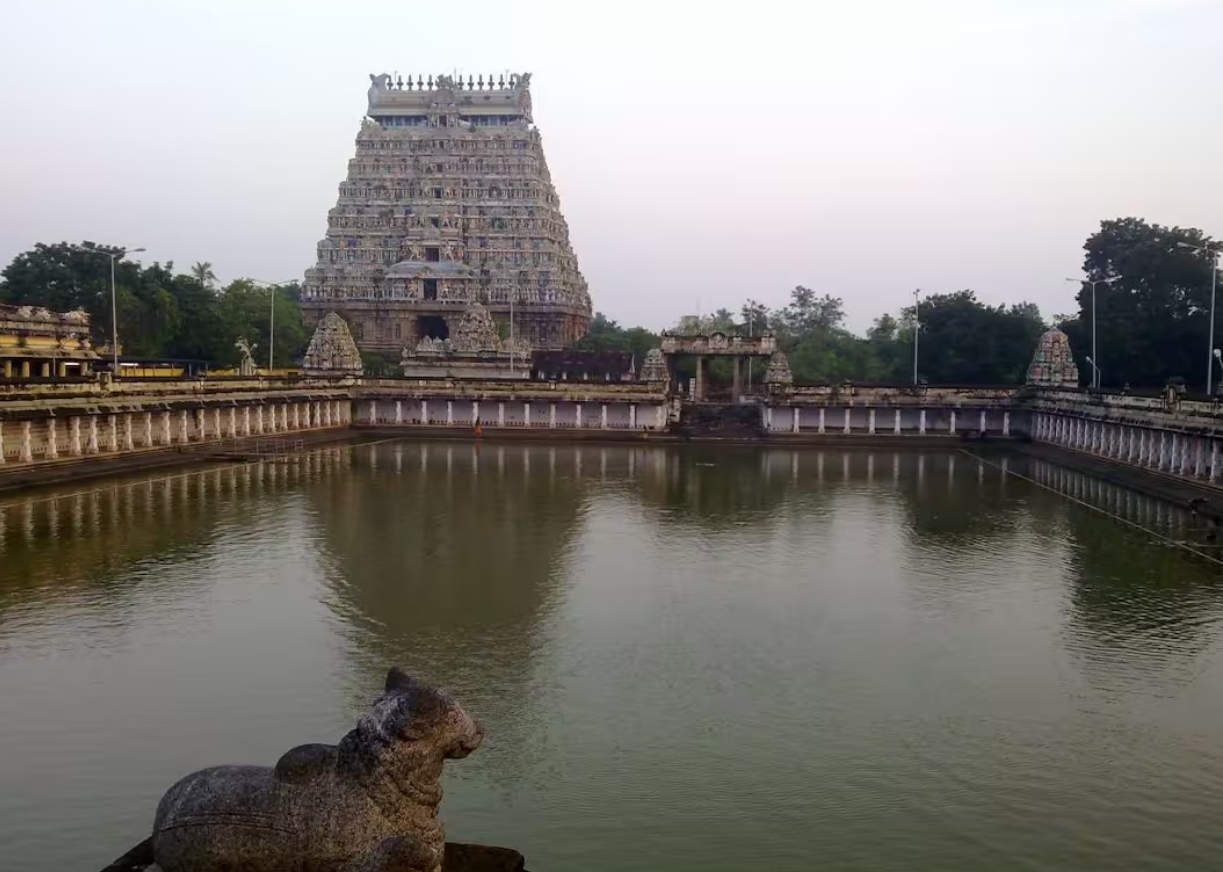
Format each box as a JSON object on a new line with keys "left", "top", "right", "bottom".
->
{"left": 301, "top": 72, "right": 591, "bottom": 353}
{"left": 0, "top": 380, "right": 351, "bottom": 467}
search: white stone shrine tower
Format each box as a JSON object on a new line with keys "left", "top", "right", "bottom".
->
{"left": 301, "top": 72, "right": 592, "bottom": 353}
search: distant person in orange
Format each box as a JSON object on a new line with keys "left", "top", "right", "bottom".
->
{"left": 474, "top": 422, "right": 483, "bottom": 438}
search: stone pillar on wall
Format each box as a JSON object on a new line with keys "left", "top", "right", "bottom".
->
{"left": 795, "top": 407, "right": 802, "bottom": 433}
{"left": 180, "top": 411, "right": 190, "bottom": 444}
{"left": 226, "top": 408, "right": 236, "bottom": 438}
{"left": 88, "top": 416, "right": 99, "bottom": 454}
{"left": 395, "top": 400, "right": 403, "bottom": 424}
{"left": 524, "top": 402, "right": 532, "bottom": 427}
{"left": 143, "top": 412, "right": 154, "bottom": 447}
{"left": 291, "top": 404, "right": 300, "bottom": 431}
{"left": 161, "top": 411, "right": 172, "bottom": 445}
{"left": 843, "top": 408, "right": 851, "bottom": 434}
{"left": 1002, "top": 412, "right": 1011, "bottom": 437}
{"left": 575, "top": 403, "right": 583, "bottom": 428}
{"left": 20, "top": 421, "right": 32, "bottom": 463}
{"left": 243, "top": 407, "right": 252, "bottom": 437}
{"left": 600, "top": 404, "right": 608, "bottom": 429}
{"left": 0, "top": 420, "right": 5, "bottom": 464}
{"left": 867, "top": 408, "right": 876, "bottom": 434}
{"left": 894, "top": 409, "right": 901, "bottom": 435}
{"left": 979, "top": 410, "right": 987, "bottom": 434}
{"left": 447, "top": 400, "right": 455, "bottom": 426}
{"left": 549, "top": 402, "right": 556, "bottom": 429}
{"left": 1194, "top": 437, "right": 1204, "bottom": 477}
{"left": 46, "top": 419, "right": 58, "bottom": 459}
{"left": 255, "top": 406, "right": 264, "bottom": 435}
{"left": 369, "top": 400, "right": 378, "bottom": 424}
{"left": 123, "top": 414, "right": 134, "bottom": 451}
{"left": 949, "top": 410, "right": 957, "bottom": 435}
{"left": 472, "top": 401, "right": 480, "bottom": 425}
{"left": 109, "top": 415, "right": 119, "bottom": 452}
{"left": 765, "top": 407, "right": 774, "bottom": 431}
{"left": 497, "top": 401, "right": 505, "bottom": 427}
{"left": 818, "top": 408, "right": 826, "bottom": 434}
{"left": 1212, "top": 440, "right": 1219, "bottom": 482}
{"left": 630, "top": 404, "right": 638, "bottom": 429}
{"left": 69, "top": 417, "right": 82, "bottom": 456}
{"left": 919, "top": 409, "right": 927, "bottom": 435}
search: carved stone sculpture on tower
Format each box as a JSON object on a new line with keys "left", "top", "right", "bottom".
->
{"left": 764, "top": 350, "right": 794, "bottom": 385}
{"left": 234, "top": 338, "right": 258, "bottom": 377}
{"left": 447, "top": 302, "right": 500, "bottom": 354}
{"left": 640, "top": 348, "right": 668, "bottom": 383}
{"left": 150, "top": 668, "right": 483, "bottom": 872}
{"left": 1025, "top": 326, "right": 1080, "bottom": 388}
{"left": 303, "top": 312, "right": 364, "bottom": 378}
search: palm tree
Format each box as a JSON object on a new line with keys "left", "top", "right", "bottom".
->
{"left": 191, "top": 261, "right": 217, "bottom": 290}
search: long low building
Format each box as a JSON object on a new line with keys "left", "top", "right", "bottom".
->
{"left": 0, "top": 304, "right": 100, "bottom": 379}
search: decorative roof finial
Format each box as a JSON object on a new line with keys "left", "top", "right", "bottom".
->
{"left": 395, "top": 74, "right": 404, "bottom": 90}
{"left": 498, "top": 73, "right": 505, "bottom": 88}
{"left": 468, "top": 74, "right": 475, "bottom": 90}
{"left": 417, "top": 74, "right": 424, "bottom": 89}
{"left": 477, "top": 73, "right": 484, "bottom": 90}
{"left": 427, "top": 73, "right": 434, "bottom": 89}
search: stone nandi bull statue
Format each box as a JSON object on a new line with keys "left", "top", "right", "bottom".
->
{"left": 151, "top": 668, "right": 484, "bottom": 872}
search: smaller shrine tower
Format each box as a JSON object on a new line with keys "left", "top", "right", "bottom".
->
{"left": 1026, "top": 326, "right": 1080, "bottom": 388}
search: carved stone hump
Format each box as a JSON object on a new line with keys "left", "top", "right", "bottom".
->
{"left": 764, "top": 350, "right": 794, "bottom": 385}
{"left": 304, "top": 312, "right": 364, "bottom": 378}
{"left": 151, "top": 668, "right": 482, "bottom": 872}
{"left": 640, "top": 347, "right": 667, "bottom": 382}
{"left": 1026, "top": 326, "right": 1079, "bottom": 388}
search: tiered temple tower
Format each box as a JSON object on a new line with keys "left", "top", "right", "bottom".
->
{"left": 301, "top": 72, "right": 591, "bottom": 353}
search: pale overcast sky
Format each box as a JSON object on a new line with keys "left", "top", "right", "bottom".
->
{"left": 1, "top": 0, "right": 1221, "bottom": 332}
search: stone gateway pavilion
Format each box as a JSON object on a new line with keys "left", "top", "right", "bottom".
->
{"left": 301, "top": 72, "right": 592, "bottom": 353}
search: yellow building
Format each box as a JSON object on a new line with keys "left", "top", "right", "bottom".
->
{"left": 0, "top": 304, "right": 101, "bottom": 379}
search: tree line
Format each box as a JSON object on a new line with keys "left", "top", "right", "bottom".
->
{"left": 0, "top": 242, "right": 308, "bottom": 368}
{"left": 3, "top": 218, "right": 1218, "bottom": 387}
{"left": 577, "top": 218, "right": 1223, "bottom": 390}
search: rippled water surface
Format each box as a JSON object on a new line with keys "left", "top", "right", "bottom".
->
{"left": 3, "top": 442, "right": 1223, "bottom": 871}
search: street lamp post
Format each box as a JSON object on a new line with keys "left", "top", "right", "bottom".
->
{"left": 1177, "top": 242, "right": 1222, "bottom": 395}
{"left": 1085, "top": 355, "right": 1101, "bottom": 389}
{"left": 1064, "top": 276, "right": 1122, "bottom": 390}
{"left": 912, "top": 289, "right": 921, "bottom": 385}
{"left": 251, "top": 280, "right": 293, "bottom": 371}
{"left": 77, "top": 244, "right": 145, "bottom": 373}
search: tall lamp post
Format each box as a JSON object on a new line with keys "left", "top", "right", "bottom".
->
{"left": 1085, "top": 355, "right": 1101, "bottom": 389}
{"left": 77, "top": 244, "right": 145, "bottom": 373}
{"left": 1177, "top": 241, "right": 1222, "bottom": 395}
{"left": 250, "top": 280, "right": 293, "bottom": 371}
{"left": 911, "top": 288, "right": 921, "bottom": 385}
{"left": 1064, "top": 275, "right": 1122, "bottom": 390}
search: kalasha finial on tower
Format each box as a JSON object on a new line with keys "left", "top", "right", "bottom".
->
{"left": 427, "top": 74, "right": 434, "bottom": 89}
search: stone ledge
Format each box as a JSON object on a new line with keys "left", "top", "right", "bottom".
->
{"left": 102, "top": 839, "right": 528, "bottom": 872}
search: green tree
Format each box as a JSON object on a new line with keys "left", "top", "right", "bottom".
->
{"left": 1077, "top": 217, "right": 1219, "bottom": 390}
{"left": 890, "top": 291, "right": 1044, "bottom": 384}
{"left": 190, "top": 261, "right": 217, "bottom": 290}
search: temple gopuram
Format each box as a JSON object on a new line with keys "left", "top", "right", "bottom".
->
{"left": 301, "top": 72, "right": 592, "bottom": 353}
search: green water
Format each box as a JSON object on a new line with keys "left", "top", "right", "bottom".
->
{"left": 2, "top": 443, "right": 1222, "bottom": 871}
